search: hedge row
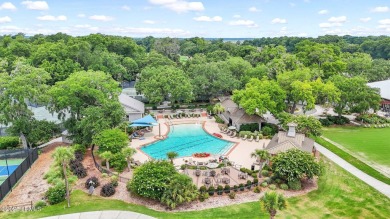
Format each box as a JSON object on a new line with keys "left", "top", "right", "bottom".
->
{"left": 0, "top": 136, "right": 20, "bottom": 149}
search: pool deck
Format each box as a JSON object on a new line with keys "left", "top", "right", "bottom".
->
{"left": 130, "top": 117, "right": 270, "bottom": 169}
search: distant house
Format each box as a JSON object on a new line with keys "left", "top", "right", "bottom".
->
{"left": 218, "top": 96, "right": 265, "bottom": 131}
{"left": 367, "top": 79, "right": 390, "bottom": 111}
{"left": 119, "top": 93, "right": 145, "bottom": 122}
{"left": 265, "top": 123, "right": 316, "bottom": 156}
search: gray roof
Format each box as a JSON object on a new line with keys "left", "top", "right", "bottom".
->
{"left": 265, "top": 131, "right": 314, "bottom": 154}
{"left": 219, "top": 97, "right": 264, "bottom": 125}
{"left": 368, "top": 79, "right": 390, "bottom": 100}
{"left": 119, "top": 93, "right": 145, "bottom": 113}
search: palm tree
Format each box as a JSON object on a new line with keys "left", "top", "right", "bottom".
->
{"left": 251, "top": 149, "right": 270, "bottom": 178}
{"left": 213, "top": 103, "right": 225, "bottom": 114}
{"left": 260, "top": 191, "right": 287, "bottom": 219}
{"left": 52, "top": 147, "right": 75, "bottom": 208}
{"left": 100, "top": 151, "right": 113, "bottom": 170}
{"left": 166, "top": 151, "right": 178, "bottom": 164}
{"left": 161, "top": 174, "right": 199, "bottom": 209}
{"left": 122, "top": 147, "right": 137, "bottom": 171}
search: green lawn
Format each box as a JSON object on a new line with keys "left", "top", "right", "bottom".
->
{"left": 2, "top": 158, "right": 390, "bottom": 219}
{"left": 322, "top": 127, "right": 390, "bottom": 168}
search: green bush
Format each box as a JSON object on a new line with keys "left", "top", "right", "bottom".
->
{"left": 253, "top": 178, "right": 259, "bottom": 185}
{"left": 45, "top": 185, "right": 66, "bottom": 205}
{"left": 261, "top": 126, "right": 273, "bottom": 136}
{"left": 264, "top": 177, "right": 272, "bottom": 184}
{"left": 72, "top": 144, "right": 86, "bottom": 154}
{"left": 356, "top": 114, "right": 389, "bottom": 124}
{"left": 110, "top": 153, "right": 127, "bottom": 172}
{"left": 34, "top": 200, "right": 47, "bottom": 210}
{"left": 224, "top": 185, "right": 231, "bottom": 194}
{"left": 208, "top": 186, "right": 215, "bottom": 196}
{"left": 253, "top": 186, "right": 261, "bottom": 193}
{"left": 288, "top": 180, "right": 302, "bottom": 190}
{"left": 198, "top": 192, "right": 209, "bottom": 202}
{"left": 85, "top": 176, "right": 100, "bottom": 189}
{"left": 261, "top": 170, "right": 269, "bottom": 177}
{"left": 319, "top": 118, "right": 333, "bottom": 126}
{"left": 280, "top": 184, "right": 289, "bottom": 190}
{"left": 214, "top": 115, "right": 225, "bottom": 124}
{"left": 269, "top": 184, "right": 277, "bottom": 190}
{"left": 128, "top": 160, "right": 176, "bottom": 200}
{"left": 228, "top": 192, "right": 236, "bottom": 199}
{"left": 199, "top": 186, "right": 207, "bottom": 193}
{"left": 251, "top": 173, "right": 257, "bottom": 178}
{"left": 325, "top": 115, "right": 350, "bottom": 125}
{"left": 111, "top": 175, "right": 119, "bottom": 187}
{"left": 0, "top": 136, "right": 19, "bottom": 149}
{"left": 239, "top": 123, "right": 259, "bottom": 132}
{"left": 261, "top": 182, "right": 268, "bottom": 187}
{"left": 239, "top": 183, "right": 245, "bottom": 191}
{"left": 233, "top": 185, "right": 238, "bottom": 192}
{"left": 274, "top": 178, "right": 282, "bottom": 184}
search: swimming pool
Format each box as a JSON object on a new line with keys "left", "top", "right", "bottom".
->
{"left": 141, "top": 124, "right": 235, "bottom": 159}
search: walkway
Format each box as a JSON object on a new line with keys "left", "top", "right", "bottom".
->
{"left": 314, "top": 142, "right": 390, "bottom": 198}
{"left": 40, "top": 210, "right": 156, "bottom": 219}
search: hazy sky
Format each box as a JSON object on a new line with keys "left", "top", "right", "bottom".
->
{"left": 0, "top": 0, "right": 389, "bottom": 37}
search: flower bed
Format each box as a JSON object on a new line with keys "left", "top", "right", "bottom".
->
{"left": 212, "top": 133, "right": 223, "bottom": 138}
{"left": 193, "top": 152, "right": 211, "bottom": 158}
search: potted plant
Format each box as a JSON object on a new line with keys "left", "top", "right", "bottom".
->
{"left": 246, "top": 180, "right": 252, "bottom": 190}
{"left": 217, "top": 185, "right": 224, "bottom": 195}
{"left": 224, "top": 185, "right": 231, "bottom": 194}
{"left": 239, "top": 183, "right": 245, "bottom": 191}
{"left": 208, "top": 186, "right": 215, "bottom": 196}
{"left": 199, "top": 186, "right": 207, "bottom": 193}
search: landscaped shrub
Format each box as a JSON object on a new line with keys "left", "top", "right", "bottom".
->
{"left": 198, "top": 192, "right": 209, "bottom": 202}
{"left": 288, "top": 180, "right": 302, "bottom": 191}
{"left": 233, "top": 185, "right": 238, "bottom": 192}
{"left": 262, "top": 164, "right": 272, "bottom": 171}
{"left": 280, "top": 184, "right": 289, "bottom": 190}
{"left": 100, "top": 183, "right": 116, "bottom": 197}
{"left": 0, "top": 136, "right": 19, "bottom": 149}
{"left": 74, "top": 151, "right": 84, "bottom": 162}
{"left": 45, "top": 185, "right": 66, "bottom": 205}
{"left": 325, "top": 115, "right": 350, "bottom": 125}
{"left": 239, "top": 123, "right": 259, "bottom": 132}
{"left": 69, "top": 159, "right": 87, "bottom": 179}
{"left": 214, "top": 115, "right": 225, "bottom": 124}
{"left": 34, "top": 200, "right": 47, "bottom": 210}
{"left": 261, "top": 170, "right": 269, "bottom": 177}
{"left": 253, "top": 186, "right": 261, "bottom": 193}
{"left": 240, "top": 167, "right": 254, "bottom": 175}
{"left": 269, "top": 184, "right": 277, "bottom": 190}
{"left": 319, "top": 118, "right": 333, "bottom": 126}
{"left": 208, "top": 186, "right": 215, "bottom": 196}
{"left": 128, "top": 160, "right": 176, "bottom": 200}
{"left": 110, "top": 153, "right": 127, "bottom": 172}
{"left": 356, "top": 114, "right": 389, "bottom": 124}
{"left": 264, "top": 177, "right": 272, "bottom": 184}
{"left": 246, "top": 180, "right": 252, "bottom": 189}
{"left": 224, "top": 185, "right": 231, "bottom": 194}
{"left": 85, "top": 176, "right": 100, "bottom": 189}
{"left": 101, "top": 173, "right": 108, "bottom": 178}
{"left": 239, "top": 183, "right": 245, "bottom": 191}
{"left": 111, "top": 175, "right": 118, "bottom": 187}
{"left": 228, "top": 192, "right": 236, "bottom": 199}
{"left": 253, "top": 178, "right": 259, "bottom": 185}
{"left": 251, "top": 173, "right": 257, "bottom": 178}
{"left": 217, "top": 185, "right": 224, "bottom": 195}
{"left": 261, "top": 182, "right": 268, "bottom": 187}
{"left": 274, "top": 178, "right": 282, "bottom": 184}
{"left": 199, "top": 186, "right": 207, "bottom": 193}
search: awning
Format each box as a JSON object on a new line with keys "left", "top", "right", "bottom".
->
{"left": 131, "top": 115, "right": 157, "bottom": 124}
{"left": 129, "top": 123, "right": 154, "bottom": 127}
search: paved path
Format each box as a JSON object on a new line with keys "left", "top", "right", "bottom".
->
{"left": 37, "top": 136, "right": 63, "bottom": 148}
{"left": 315, "top": 142, "right": 390, "bottom": 198}
{"left": 40, "top": 210, "right": 156, "bottom": 219}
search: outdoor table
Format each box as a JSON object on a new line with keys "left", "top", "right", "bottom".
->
{"left": 205, "top": 178, "right": 211, "bottom": 184}
{"left": 222, "top": 178, "right": 230, "bottom": 184}
{"left": 195, "top": 170, "right": 201, "bottom": 176}
{"left": 207, "top": 162, "right": 218, "bottom": 169}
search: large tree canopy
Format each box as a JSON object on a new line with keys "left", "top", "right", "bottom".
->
{"left": 136, "top": 65, "right": 193, "bottom": 104}
{"left": 232, "top": 78, "right": 286, "bottom": 115}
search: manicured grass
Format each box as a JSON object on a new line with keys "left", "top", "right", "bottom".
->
{"left": 2, "top": 158, "right": 390, "bottom": 219}
{"left": 314, "top": 136, "right": 390, "bottom": 185}
{"left": 322, "top": 126, "right": 390, "bottom": 167}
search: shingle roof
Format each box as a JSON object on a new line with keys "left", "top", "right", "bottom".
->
{"left": 119, "top": 94, "right": 145, "bottom": 113}
{"left": 265, "top": 131, "right": 314, "bottom": 154}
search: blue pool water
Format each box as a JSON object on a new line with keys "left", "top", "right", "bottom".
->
{"left": 141, "top": 124, "right": 235, "bottom": 159}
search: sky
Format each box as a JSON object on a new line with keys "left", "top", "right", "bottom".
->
{"left": 0, "top": 0, "right": 390, "bottom": 38}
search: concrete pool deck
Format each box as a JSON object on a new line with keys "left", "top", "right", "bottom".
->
{"left": 130, "top": 117, "right": 270, "bottom": 169}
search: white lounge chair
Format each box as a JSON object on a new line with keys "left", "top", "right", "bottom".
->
{"left": 248, "top": 135, "right": 254, "bottom": 142}
{"left": 255, "top": 135, "right": 260, "bottom": 142}
{"left": 242, "top": 135, "right": 247, "bottom": 140}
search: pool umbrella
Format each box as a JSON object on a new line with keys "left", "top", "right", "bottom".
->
{"left": 228, "top": 126, "right": 236, "bottom": 130}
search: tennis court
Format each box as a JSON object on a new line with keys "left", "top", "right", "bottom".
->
{"left": 0, "top": 158, "right": 24, "bottom": 184}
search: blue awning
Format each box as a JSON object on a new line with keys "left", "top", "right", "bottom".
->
{"left": 129, "top": 123, "right": 154, "bottom": 127}
{"left": 132, "top": 115, "right": 157, "bottom": 124}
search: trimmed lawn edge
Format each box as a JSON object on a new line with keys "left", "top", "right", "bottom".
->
{"left": 313, "top": 136, "right": 390, "bottom": 185}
